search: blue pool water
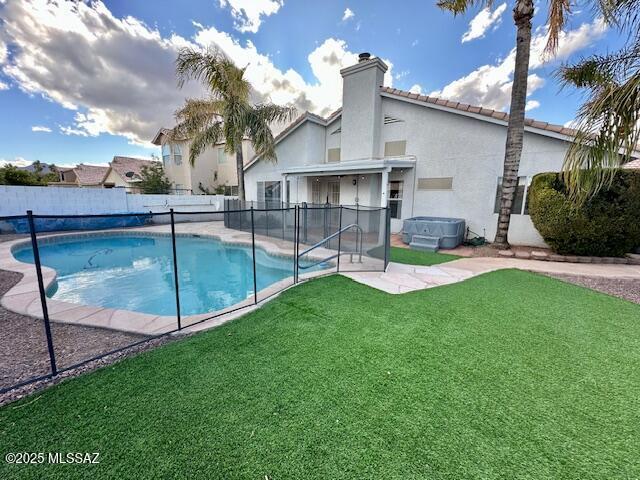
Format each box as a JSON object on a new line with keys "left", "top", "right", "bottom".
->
{"left": 14, "top": 234, "right": 315, "bottom": 316}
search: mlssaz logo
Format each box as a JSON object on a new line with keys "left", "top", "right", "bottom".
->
{"left": 48, "top": 452, "right": 100, "bottom": 464}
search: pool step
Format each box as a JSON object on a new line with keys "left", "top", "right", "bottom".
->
{"left": 409, "top": 234, "right": 441, "bottom": 253}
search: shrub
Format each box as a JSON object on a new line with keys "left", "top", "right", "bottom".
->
{"left": 528, "top": 170, "right": 640, "bottom": 257}
{"left": 139, "top": 163, "right": 171, "bottom": 194}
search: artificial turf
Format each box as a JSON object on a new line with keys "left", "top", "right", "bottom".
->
{"left": 389, "top": 246, "right": 460, "bottom": 265}
{"left": 1, "top": 270, "right": 639, "bottom": 479}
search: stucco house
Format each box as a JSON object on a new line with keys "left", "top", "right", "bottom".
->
{"left": 151, "top": 128, "right": 254, "bottom": 195}
{"left": 55, "top": 164, "right": 110, "bottom": 188}
{"left": 244, "top": 53, "right": 594, "bottom": 247}
{"left": 102, "top": 156, "right": 159, "bottom": 192}
{"left": 53, "top": 157, "right": 160, "bottom": 190}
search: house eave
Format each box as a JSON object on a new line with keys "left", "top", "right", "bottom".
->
{"left": 280, "top": 156, "right": 416, "bottom": 176}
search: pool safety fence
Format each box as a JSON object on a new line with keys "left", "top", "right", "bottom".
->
{"left": 0, "top": 205, "right": 390, "bottom": 394}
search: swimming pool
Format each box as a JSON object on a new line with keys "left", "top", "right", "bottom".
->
{"left": 13, "top": 234, "right": 319, "bottom": 316}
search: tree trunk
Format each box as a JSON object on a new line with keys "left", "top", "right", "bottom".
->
{"left": 494, "top": 0, "right": 534, "bottom": 249}
{"left": 236, "top": 144, "right": 245, "bottom": 201}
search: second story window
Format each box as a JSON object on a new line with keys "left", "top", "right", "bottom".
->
{"left": 161, "top": 143, "right": 171, "bottom": 166}
{"left": 217, "top": 147, "right": 227, "bottom": 164}
{"left": 172, "top": 144, "right": 182, "bottom": 165}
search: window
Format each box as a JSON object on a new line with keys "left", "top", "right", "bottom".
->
{"left": 388, "top": 181, "right": 403, "bottom": 219}
{"left": 327, "top": 148, "right": 341, "bottom": 163}
{"left": 172, "top": 144, "right": 182, "bottom": 165}
{"left": 417, "top": 177, "right": 453, "bottom": 190}
{"left": 161, "top": 143, "right": 171, "bottom": 166}
{"left": 258, "top": 181, "right": 281, "bottom": 207}
{"left": 312, "top": 180, "right": 321, "bottom": 204}
{"left": 384, "top": 140, "right": 406, "bottom": 157}
{"left": 494, "top": 176, "right": 528, "bottom": 215}
{"left": 223, "top": 185, "right": 238, "bottom": 196}
{"left": 286, "top": 180, "right": 291, "bottom": 204}
{"left": 329, "top": 181, "right": 340, "bottom": 205}
{"left": 217, "top": 147, "right": 227, "bottom": 164}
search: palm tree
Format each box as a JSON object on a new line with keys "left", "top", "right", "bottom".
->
{"left": 560, "top": 1, "right": 640, "bottom": 202}
{"left": 437, "top": 0, "right": 576, "bottom": 248}
{"left": 171, "top": 47, "right": 296, "bottom": 201}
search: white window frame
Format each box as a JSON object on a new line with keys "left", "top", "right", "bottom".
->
{"left": 172, "top": 143, "right": 182, "bottom": 165}
{"left": 217, "top": 147, "right": 227, "bottom": 165}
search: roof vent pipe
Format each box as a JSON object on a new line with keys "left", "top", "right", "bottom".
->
{"left": 358, "top": 52, "right": 371, "bottom": 63}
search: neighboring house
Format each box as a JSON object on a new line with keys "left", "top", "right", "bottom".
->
{"left": 52, "top": 157, "right": 160, "bottom": 191}
{"left": 623, "top": 159, "right": 640, "bottom": 169}
{"left": 244, "top": 53, "right": 638, "bottom": 247}
{"left": 151, "top": 128, "right": 254, "bottom": 195}
{"left": 55, "top": 164, "right": 110, "bottom": 188}
{"left": 102, "top": 156, "right": 159, "bottom": 192}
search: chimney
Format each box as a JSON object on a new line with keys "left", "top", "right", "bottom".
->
{"left": 339, "top": 53, "right": 388, "bottom": 161}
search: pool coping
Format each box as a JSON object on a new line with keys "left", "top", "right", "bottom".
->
{"left": 0, "top": 224, "right": 334, "bottom": 336}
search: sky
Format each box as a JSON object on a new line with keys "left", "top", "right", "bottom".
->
{"left": 0, "top": 0, "right": 623, "bottom": 167}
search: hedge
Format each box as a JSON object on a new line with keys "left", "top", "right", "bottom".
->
{"left": 528, "top": 170, "right": 640, "bottom": 257}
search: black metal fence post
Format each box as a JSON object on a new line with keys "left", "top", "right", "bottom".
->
{"left": 303, "top": 202, "right": 308, "bottom": 244}
{"left": 337, "top": 206, "right": 343, "bottom": 273}
{"left": 27, "top": 210, "right": 57, "bottom": 376}
{"left": 294, "top": 205, "right": 299, "bottom": 283}
{"left": 250, "top": 207, "right": 258, "bottom": 304}
{"left": 170, "top": 209, "right": 182, "bottom": 330}
{"left": 383, "top": 207, "right": 391, "bottom": 270}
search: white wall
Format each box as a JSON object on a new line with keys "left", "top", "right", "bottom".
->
{"left": 0, "top": 185, "right": 233, "bottom": 216}
{"left": 380, "top": 97, "right": 569, "bottom": 246}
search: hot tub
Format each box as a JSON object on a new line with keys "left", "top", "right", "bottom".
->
{"left": 402, "top": 216, "right": 466, "bottom": 250}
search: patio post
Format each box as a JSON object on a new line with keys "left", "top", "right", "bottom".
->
{"left": 250, "top": 206, "right": 258, "bottom": 304}
{"left": 383, "top": 207, "right": 391, "bottom": 270}
{"left": 27, "top": 210, "right": 57, "bottom": 376}
{"left": 337, "top": 206, "right": 342, "bottom": 273}
{"left": 170, "top": 208, "right": 182, "bottom": 330}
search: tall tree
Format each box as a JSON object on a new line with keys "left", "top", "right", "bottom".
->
{"left": 437, "top": 0, "right": 575, "bottom": 248}
{"left": 171, "top": 47, "right": 296, "bottom": 201}
{"left": 560, "top": 0, "right": 640, "bottom": 202}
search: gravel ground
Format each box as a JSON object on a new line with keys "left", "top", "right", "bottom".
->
{"left": 544, "top": 273, "right": 640, "bottom": 305}
{"left": 0, "top": 268, "right": 175, "bottom": 403}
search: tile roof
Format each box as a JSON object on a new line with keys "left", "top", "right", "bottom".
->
{"left": 380, "top": 86, "right": 579, "bottom": 137}
{"left": 73, "top": 164, "right": 109, "bottom": 185}
{"left": 110, "top": 156, "right": 158, "bottom": 182}
{"left": 623, "top": 159, "right": 640, "bottom": 169}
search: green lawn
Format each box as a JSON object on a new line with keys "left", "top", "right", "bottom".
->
{"left": 2, "top": 271, "right": 640, "bottom": 479}
{"left": 389, "top": 245, "right": 460, "bottom": 265}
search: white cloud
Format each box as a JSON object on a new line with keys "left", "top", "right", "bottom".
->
{"left": 409, "top": 84, "right": 422, "bottom": 94}
{"left": 31, "top": 125, "right": 52, "bottom": 132}
{"left": 462, "top": 3, "right": 507, "bottom": 43}
{"left": 0, "top": 157, "right": 33, "bottom": 167}
{"left": 342, "top": 8, "right": 355, "bottom": 22}
{"left": 219, "top": 0, "right": 283, "bottom": 33}
{"left": 193, "top": 26, "right": 393, "bottom": 114}
{"left": 411, "top": 39, "right": 419, "bottom": 47}
{"left": 432, "top": 17, "right": 607, "bottom": 111}
{"left": 0, "top": 80, "right": 8, "bottom": 90}
{"left": 525, "top": 99, "right": 540, "bottom": 111}
{"left": 1, "top": 1, "right": 392, "bottom": 147}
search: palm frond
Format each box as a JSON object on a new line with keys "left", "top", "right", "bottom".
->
{"left": 436, "top": 0, "right": 490, "bottom": 15}
{"left": 175, "top": 47, "right": 250, "bottom": 101}
{"left": 188, "top": 123, "right": 224, "bottom": 166}
{"left": 170, "top": 98, "right": 223, "bottom": 144}
{"left": 244, "top": 104, "right": 297, "bottom": 162}
{"left": 561, "top": 71, "right": 640, "bottom": 202}
{"left": 252, "top": 103, "right": 298, "bottom": 125}
{"left": 544, "top": 0, "right": 571, "bottom": 56}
